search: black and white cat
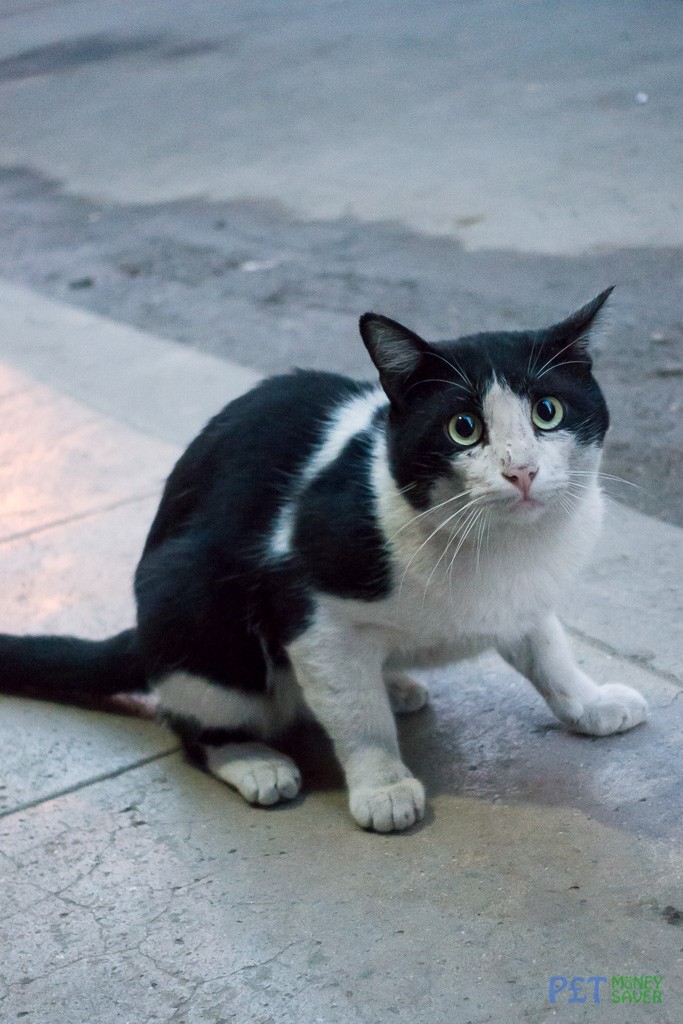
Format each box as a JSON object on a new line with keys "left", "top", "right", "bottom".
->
{"left": 0, "top": 289, "right": 648, "bottom": 832}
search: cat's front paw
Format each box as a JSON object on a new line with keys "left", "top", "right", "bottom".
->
{"left": 570, "top": 683, "right": 648, "bottom": 737}
{"left": 349, "top": 778, "right": 426, "bottom": 833}
{"left": 386, "top": 674, "right": 430, "bottom": 715}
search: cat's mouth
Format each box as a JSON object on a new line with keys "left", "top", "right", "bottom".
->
{"left": 484, "top": 492, "right": 547, "bottom": 512}
{"left": 512, "top": 495, "right": 545, "bottom": 511}
{"left": 481, "top": 491, "right": 552, "bottom": 521}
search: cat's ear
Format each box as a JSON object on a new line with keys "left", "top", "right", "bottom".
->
{"left": 546, "top": 287, "right": 614, "bottom": 364}
{"left": 359, "top": 313, "right": 430, "bottom": 403}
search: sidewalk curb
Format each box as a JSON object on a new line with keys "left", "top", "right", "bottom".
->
{"left": 0, "top": 279, "right": 261, "bottom": 447}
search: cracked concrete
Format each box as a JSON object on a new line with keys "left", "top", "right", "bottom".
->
{"left": 0, "top": 286, "right": 681, "bottom": 1023}
{"left": 1, "top": 750, "right": 681, "bottom": 1022}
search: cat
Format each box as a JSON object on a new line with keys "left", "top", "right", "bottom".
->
{"left": 0, "top": 288, "right": 648, "bottom": 832}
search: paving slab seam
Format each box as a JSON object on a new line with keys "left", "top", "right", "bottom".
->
{"left": 566, "top": 624, "right": 683, "bottom": 690}
{"left": 0, "top": 489, "right": 163, "bottom": 548}
{"left": 0, "top": 747, "right": 180, "bottom": 821}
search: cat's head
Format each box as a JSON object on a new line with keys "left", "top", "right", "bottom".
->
{"left": 359, "top": 290, "right": 612, "bottom": 524}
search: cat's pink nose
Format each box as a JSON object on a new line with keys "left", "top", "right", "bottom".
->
{"left": 502, "top": 464, "right": 538, "bottom": 499}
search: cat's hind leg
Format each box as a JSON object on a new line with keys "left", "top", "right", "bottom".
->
{"left": 136, "top": 534, "right": 307, "bottom": 805}
{"left": 497, "top": 613, "right": 648, "bottom": 736}
{"left": 155, "top": 669, "right": 303, "bottom": 805}
{"left": 204, "top": 742, "right": 301, "bottom": 805}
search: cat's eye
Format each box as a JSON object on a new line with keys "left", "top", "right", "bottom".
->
{"left": 447, "top": 413, "right": 483, "bottom": 447}
{"left": 532, "top": 397, "right": 564, "bottom": 431}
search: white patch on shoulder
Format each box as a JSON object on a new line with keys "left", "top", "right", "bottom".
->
{"left": 271, "top": 503, "right": 295, "bottom": 557}
{"left": 371, "top": 436, "right": 430, "bottom": 568}
{"left": 307, "top": 387, "right": 386, "bottom": 480}
{"left": 269, "top": 387, "right": 386, "bottom": 557}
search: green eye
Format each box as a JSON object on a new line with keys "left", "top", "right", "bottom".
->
{"left": 532, "top": 397, "right": 564, "bottom": 431}
{"left": 447, "top": 413, "right": 483, "bottom": 447}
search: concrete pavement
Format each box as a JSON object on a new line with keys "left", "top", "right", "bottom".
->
{"left": 1, "top": 283, "right": 681, "bottom": 1022}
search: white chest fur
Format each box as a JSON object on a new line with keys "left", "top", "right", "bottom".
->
{"left": 351, "top": 443, "right": 606, "bottom": 663}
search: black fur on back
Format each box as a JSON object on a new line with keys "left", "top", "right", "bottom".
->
{"left": 0, "top": 370, "right": 378, "bottom": 704}
{"left": 0, "top": 294, "right": 611, "bottom": 707}
{"left": 293, "top": 425, "right": 391, "bottom": 600}
{"left": 134, "top": 370, "right": 382, "bottom": 694}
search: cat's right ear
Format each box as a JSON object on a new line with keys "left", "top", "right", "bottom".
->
{"left": 359, "top": 313, "right": 430, "bottom": 404}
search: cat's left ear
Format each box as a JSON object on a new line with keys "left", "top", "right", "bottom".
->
{"left": 359, "top": 313, "right": 430, "bottom": 404}
{"left": 546, "top": 287, "right": 614, "bottom": 366}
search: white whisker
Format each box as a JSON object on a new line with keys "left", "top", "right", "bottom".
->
{"left": 387, "top": 488, "right": 479, "bottom": 544}
{"left": 446, "top": 507, "right": 485, "bottom": 585}
{"left": 396, "top": 494, "right": 486, "bottom": 602}
{"left": 405, "top": 377, "right": 471, "bottom": 397}
{"left": 568, "top": 470, "right": 643, "bottom": 492}
{"left": 424, "top": 349, "right": 473, "bottom": 392}
{"left": 532, "top": 334, "right": 582, "bottom": 380}
{"left": 419, "top": 500, "right": 487, "bottom": 601}
{"left": 535, "top": 359, "right": 588, "bottom": 380}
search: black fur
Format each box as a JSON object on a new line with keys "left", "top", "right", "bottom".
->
{"left": 132, "top": 371, "right": 386, "bottom": 697}
{"left": 0, "top": 295, "right": 611, "bottom": 715}
{"left": 293, "top": 428, "right": 392, "bottom": 600}
{"left": 0, "top": 629, "right": 144, "bottom": 705}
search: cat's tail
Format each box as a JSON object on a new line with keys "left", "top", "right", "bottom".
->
{"left": 0, "top": 628, "right": 148, "bottom": 708}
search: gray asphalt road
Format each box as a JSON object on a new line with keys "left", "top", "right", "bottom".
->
{"left": 0, "top": 0, "right": 681, "bottom": 523}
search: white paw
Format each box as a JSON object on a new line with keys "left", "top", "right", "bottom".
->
{"left": 349, "top": 777, "right": 426, "bottom": 833}
{"left": 386, "top": 675, "right": 430, "bottom": 715}
{"left": 206, "top": 743, "right": 301, "bottom": 806}
{"left": 570, "top": 684, "right": 648, "bottom": 737}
